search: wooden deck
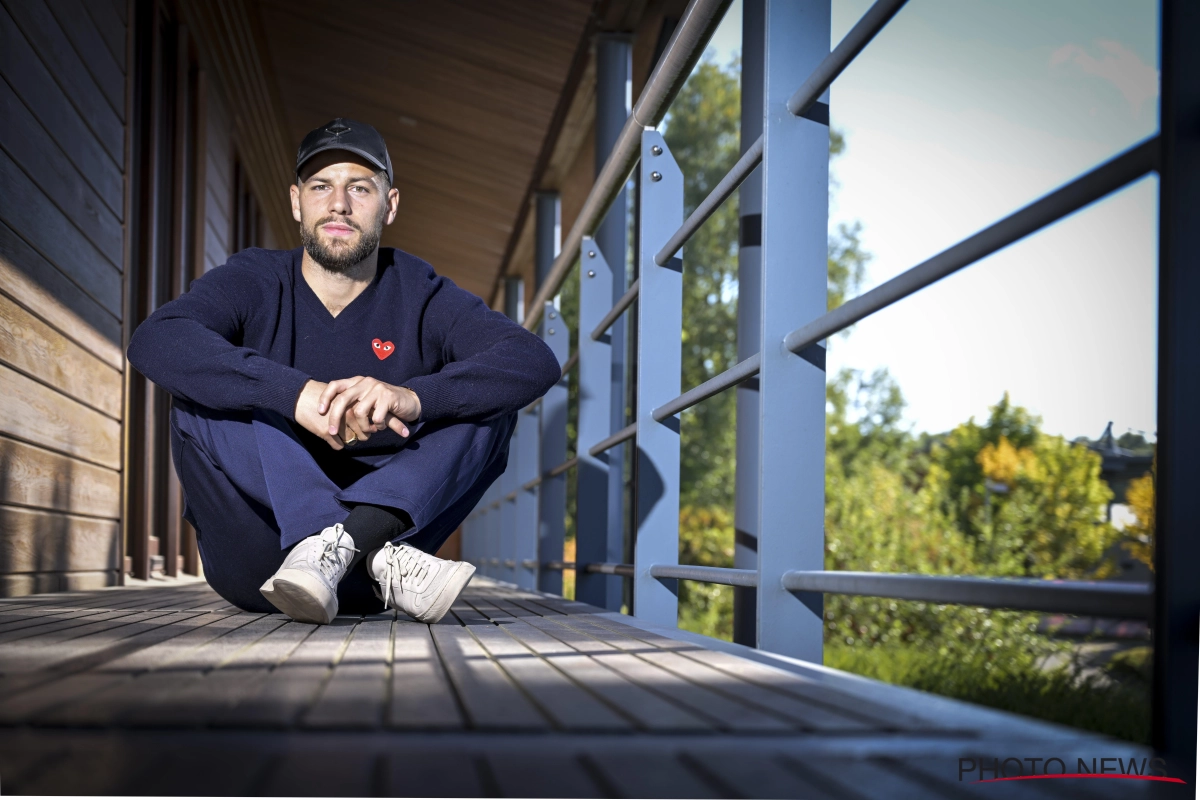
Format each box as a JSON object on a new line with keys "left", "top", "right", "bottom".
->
{"left": 0, "top": 578, "right": 1168, "bottom": 797}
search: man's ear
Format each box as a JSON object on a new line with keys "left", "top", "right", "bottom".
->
{"left": 385, "top": 186, "right": 399, "bottom": 226}
{"left": 290, "top": 183, "right": 302, "bottom": 223}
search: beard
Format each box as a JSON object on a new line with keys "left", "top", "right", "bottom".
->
{"left": 299, "top": 212, "right": 384, "bottom": 274}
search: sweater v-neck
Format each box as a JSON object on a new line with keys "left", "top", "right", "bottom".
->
{"left": 295, "top": 252, "right": 385, "bottom": 327}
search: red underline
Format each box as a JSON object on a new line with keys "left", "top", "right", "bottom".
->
{"left": 975, "top": 773, "right": 1186, "bottom": 785}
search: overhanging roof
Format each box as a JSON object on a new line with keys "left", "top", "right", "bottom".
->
{"left": 255, "top": 0, "right": 594, "bottom": 298}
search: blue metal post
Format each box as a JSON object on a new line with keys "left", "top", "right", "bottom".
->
{"left": 538, "top": 300, "right": 569, "bottom": 595}
{"left": 733, "top": 0, "right": 765, "bottom": 647}
{"left": 513, "top": 403, "right": 540, "bottom": 590}
{"left": 633, "top": 130, "right": 683, "bottom": 626}
{"left": 756, "top": 0, "right": 829, "bottom": 659}
{"left": 499, "top": 441, "right": 517, "bottom": 584}
{"left": 1154, "top": 0, "right": 1199, "bottom": 780}
{"left": 576, "top": 238, "right": 617, "bottom": 607}
{"left": 596, "top": 34, "right": 633, "bottom": 611}
{"left": 534, "top": 191, "right": 567, "bottom": 596}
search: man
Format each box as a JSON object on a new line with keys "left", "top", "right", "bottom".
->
{"left": 128, "top": 118, "right": 561, "bottom": 625}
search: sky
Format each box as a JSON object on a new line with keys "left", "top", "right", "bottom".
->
{"left": 701, "top": 0, "right": 1160, "bottom": 441}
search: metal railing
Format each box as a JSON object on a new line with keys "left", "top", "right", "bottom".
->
{"left": 464, "top": 0, "right": 1163, "bottom": 657}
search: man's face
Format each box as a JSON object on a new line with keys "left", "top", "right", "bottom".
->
{"left": 290, "top": 151, "right": 399, "bottom": 273}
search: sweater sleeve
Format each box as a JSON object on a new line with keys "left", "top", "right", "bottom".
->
{"left": 401, "top": 277, "right": 562, "bottom": 422}
{"left": 126, "top": 260, "right": 312, "bottom": 418}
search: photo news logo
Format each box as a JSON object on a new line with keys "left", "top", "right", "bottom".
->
{"left": 957, "top": 756, "right": 1187, "bottom": 785}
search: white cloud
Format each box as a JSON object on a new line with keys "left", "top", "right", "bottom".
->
{"left": 1050, "top": 40, "right": 1159, "bottom": 116}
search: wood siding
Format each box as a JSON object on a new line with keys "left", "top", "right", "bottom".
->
{"left": 0, "top": 0, "right": 126, "bottom": 595}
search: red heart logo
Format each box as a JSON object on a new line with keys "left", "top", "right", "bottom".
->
{"left": 371, "top": 338, "right": 395, "bottom": 360}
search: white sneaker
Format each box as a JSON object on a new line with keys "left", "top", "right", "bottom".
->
{"left": 369, "top": 542, "right": 476, "bottom": 623}
{"left": 260, "top": 524, "right": 358, "bottom": 624}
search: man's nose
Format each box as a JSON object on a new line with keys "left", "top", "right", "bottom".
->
{"left": 328, "top": 186, "right": 351, "bottom": 213}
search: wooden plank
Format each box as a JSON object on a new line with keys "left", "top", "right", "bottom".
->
{"left": 80, "top": 0, "right": 125, "bottom": 68}
{"left": 428, "top": 618, "right": 549, "bottom": 729}
{"left": 380, "top": 752, "right": 485, "bottom": 798}
{"left": 0, "top": 609, "right": 183, "bottom": 674}
{"left": 0, "top": 437, "right": 120, "bottom": 517}
{"left": 587, "top": 751, "right": 724, "bottom": 799}
{"left": 682, "top": 750, "right": 839, "bottom": 800}
{"left": 585, "top": 614, "right": 942, "bottom": 732}
{"left": 0, "top": 77, "right": 124, "bottom": 267}
{"left": 454, "top": 605, "right": 632, "bottom": 731}
{"left": 0, "top": 295, "right": 121, "bottom": 418}
{"left": 0, "top": 4, "right": 122, "bottom": 216}
{"left": 302, "top": 618, "right": 391, "bottom": 729}
{"left": 45, "top": 0, "right": 125, "bottom": 117}
{"left": 0, "top": 365, "right": 122, "bottom": 467}
{"left": 461, "top": 599, "right": 715, "bottom": 731}
{"left": 2, "top": 0, "right": 125, "bottom": 163}
{"left": 514, "top": 613, "right": 791, "bottom": 732}
{"left": 123, "top": 619, "right": 314, "bottom": 726}
{"left": 133, "top": 746, "right": 269, "bottom": 797}
{"left": 0, "top": 504, "right": 119, "bottom": 575}
{"left": 10, "top": 735, "right": 150, "bottom": 795}
{"left": 0, "top": 148, "right": 122, "bottom": 313}
{"left": 0, "top": 220, "right": 123, "bottom": 367}
{"left": 485, "top": 752, "right": 606, "bottom": 798}
{"left": 258, "top": 752, "right": 378, "bottom": 798}
{"left": 0, "top": 610, "right": 231, "bottom": 721}
{"left": 607, "top": 641, "right": 868, "bottom": 732}
{"left": 388, "top": 619, "right": 463, "bottom": 729}
{"left": 214, "top": 618, "right": 357, "bottom": 727}
{"left": 786, "top": 755, "right": 961, "bottom": 800}
{"left": 53, "top": 614, "right": 285, "bottom": 725}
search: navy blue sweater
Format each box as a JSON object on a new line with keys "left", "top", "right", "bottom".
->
{"left": 128, "top": 247, "right": 561, "bottom": 426}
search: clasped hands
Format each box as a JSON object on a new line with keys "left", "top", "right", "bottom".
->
{"left": 294, "top": 377, "right": 421, "bottom": 450}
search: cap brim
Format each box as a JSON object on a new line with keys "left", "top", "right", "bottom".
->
{"left": 296, "top": 144, "right": 392, "bottom": 183}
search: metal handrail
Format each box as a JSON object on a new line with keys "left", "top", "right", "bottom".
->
{"left": 786, "top": 0, "right": 908, "bottom": 117}
{"left": 782, "top": 571, "right": 1154, "bottom": 620}
{"left": 539, "top": 561, "right": 635, "bottom": 577}
{"left": 588, "top": 423, "right": 637, "bottom": 457}
{"left": 784, "top": 136, "right": 1159, "bottom": 355}
{"left": 524, "top": 0, "right": 735, "bottom": 331}
{"left": 653, "top": 353, "right": 760, "bottom": 422}
{"left": 591, "top": 278, "right": 640, "bottom": 340}
{"left": 651, "top": 0, "right": 909, "bottom": 268}
{"left": 561, "top": 351, "right": 579, "bottom": 376}
{"left": 650, "top": 564, "right": 759, "bottom": 587}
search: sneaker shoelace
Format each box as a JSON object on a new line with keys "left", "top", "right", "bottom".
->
{"left": 316, "top": 525, "right": 358, "bottom": 581}
{"left": 381, "top": 544, "right": 430, "bottom": 610}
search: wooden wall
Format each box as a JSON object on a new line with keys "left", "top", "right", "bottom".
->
{"left": 0, "top": 0, "right": 127, "bottom": 595}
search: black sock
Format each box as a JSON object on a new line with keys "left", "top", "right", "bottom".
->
{"left": 343, "top": 504, "right": 414, "bottom": 567}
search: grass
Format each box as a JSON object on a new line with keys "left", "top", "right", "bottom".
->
{"left": 826, "top": 642, "right": 1152, "bottom": 744}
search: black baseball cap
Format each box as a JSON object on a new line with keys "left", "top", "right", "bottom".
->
{"left": 295, "top": 117, "right": 393, "bottom": 184}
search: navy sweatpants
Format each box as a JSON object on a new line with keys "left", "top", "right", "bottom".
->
{"left": 170, "top": 400, "right": 513, "bottom": 614}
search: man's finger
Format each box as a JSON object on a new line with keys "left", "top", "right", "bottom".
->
{"left": 353, "top": 400, "right": 374, "bottom": 433}
{"left": 318, "top": 376, "right": 364, "bottom": 414}
{"left": 386, "top": 415, "right": 410, "bottom": 438}
{"left": 326, "top": 387, "right": 366, "bottom": 434}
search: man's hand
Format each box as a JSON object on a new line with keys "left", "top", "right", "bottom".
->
{"left": 319, "top": 377, "right": 421, "bottom": 444}
{"left": 294, "top": 379, "right": 352, "bottom": 450}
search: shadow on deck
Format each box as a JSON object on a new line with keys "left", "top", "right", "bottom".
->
{"left": 0, "top": 579, "right": 1169, "bottom": 797}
